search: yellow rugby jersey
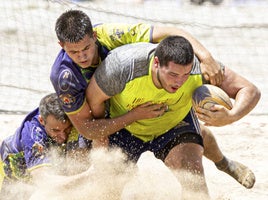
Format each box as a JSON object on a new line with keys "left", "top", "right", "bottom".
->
{"left": 110, "top": 58, "right": 202, "bottom": 142}
{"left": 94, "top": 23, "right": 153, "bottom": 50}
{"left": 94, "top": 43, "right": 203, "bottom": 142}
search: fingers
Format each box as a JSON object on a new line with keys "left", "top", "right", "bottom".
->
{"left": 213, "top": 72, "right": 224, "bottom": 86}
{"left": 145, "top": 103, "right": 168, "bottom": 118}
{"left": 138, "top": 101, "right": 153, "bottom": 107}
{"left": 204, "top": 72, "right": 224, "bottom": 86}
{"left": 149, "top": 104, "right": 168, "bottom": 111}
{"left": 202, "top": 61, "right": 225, "bottom": 86}
{"left": 132, "top": 102, "right": 169, "bottom": 119}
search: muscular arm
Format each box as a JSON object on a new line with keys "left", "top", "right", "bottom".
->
{"left": 152, "top": 25, "right": 223, "bottom": 85}
{"left": 67, "top": 77, "right": 166, "bottom": 140}
{"left": 196, "top": 66, "right": 261, "bottom": 126}
{"left": 219, "top": 67, "right": 261, "bottom": 121}
{"left": 67, "top": 98, "right": 137, "bottom": 140}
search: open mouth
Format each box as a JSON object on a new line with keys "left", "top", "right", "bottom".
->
{"left": 171, "top": 86, "right": 179, "bottom": 91}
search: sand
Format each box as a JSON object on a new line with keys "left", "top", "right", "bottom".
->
{"left": 0, "top": 0, "right": 268, "bottom": 199}
{"left": 0, "top": 114, "right": 267, "bottom": 199}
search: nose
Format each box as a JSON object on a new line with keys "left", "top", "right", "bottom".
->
{"left": 176, "top": 74, "right": 189, "bottom": 85}
{"left": 77, "top": 51, "right": 87, "bottom": 60}
{"left": 175, "top": 77, "right": 184, "bottom": 87}
{"left": 57, "top": 131, "right": 68, "bottom": 142}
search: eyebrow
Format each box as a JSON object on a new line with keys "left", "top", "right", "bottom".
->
{"left": 69, "top": 44, "right": 91, "bottom": 53}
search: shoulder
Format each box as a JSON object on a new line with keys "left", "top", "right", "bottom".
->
{"left": 50, "top": 50, "right": 78, "bottom": 82}
{"left": 94, "top": 43, "right": 154, "bottom": 96}
{"left": 50, "top": 50, "right": 86, "bottom": 97}
{"left": 97, "top": 43, "right": 155, "bottom": 76}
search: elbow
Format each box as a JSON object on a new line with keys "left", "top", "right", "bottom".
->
{"left": 249, "top": 84, "right": 261, "bottom": 107}
{"left": 77, "top": 125, "right": 103, "bottom": 141}
{"left": 254, "top": 86, "right": 261, "bottom": 104}
{"left": 78, "top": 129, "right": 97, "bottom": 141}
{"left": 75, "top": 125, "right": 95, "bottom": 141}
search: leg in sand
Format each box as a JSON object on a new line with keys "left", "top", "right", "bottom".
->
{"left": 165, "top": 143, "right": 210, "bottom": 200}
{"left": 201, "top": 124, "right": 255, "bottom": 189}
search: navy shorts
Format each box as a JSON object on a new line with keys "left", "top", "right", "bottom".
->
{"left": 109, "top": 109, "right": 203, "bottom": 162}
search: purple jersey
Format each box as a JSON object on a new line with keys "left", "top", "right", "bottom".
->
{"left": 0, "top": 108, "right": 50, "bottom": 170}
{"left": 50, "top": 23, "right": 153, "bottom": 114}
{"left": 0, "top": 108, "right": 91, "bottom": 179}
{"left": 50, "top": 49, "right": 91, "bottom": 114}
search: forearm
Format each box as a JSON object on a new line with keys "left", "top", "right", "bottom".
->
{"left": 78, "top": 111, "right": 138, "bottom": 140}
{"left": 152, "top": 26, "right": 212, "bottom": 61}
{"left": 74, "top": 112, "right": 137, "bottom": 140}
{"left": 175, "top": 30, "right": 212, "bottom": 62}
{"left": 230, "top": 86, "right": 261, "bottom": 122}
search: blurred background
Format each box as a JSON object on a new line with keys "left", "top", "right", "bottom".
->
{"left": 0, "top": 0, "right": 267, "bottom": 115}
{"left": 0, "top": 1, "right": 268, "bottom": 199}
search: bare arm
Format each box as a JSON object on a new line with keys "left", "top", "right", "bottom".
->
{"left": 196, "top": 66, "right": 261, "bottom": 126}
{"left": 68, "top": 76, "right": 166, "bottom": 140}
{"left": 220, "top": 67, "right": 260, "bottom": 120}
{"left": 152, "top": 25, "right": 223, "bottom": 85}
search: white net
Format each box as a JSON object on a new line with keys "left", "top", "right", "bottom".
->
{"left": 0, "top": 0, "right": 267, "bottom": 114}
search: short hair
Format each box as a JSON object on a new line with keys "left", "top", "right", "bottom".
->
{"left": 155, "top": 36, "right": 194, "bottom": 67}
{"left": 39, "top": 93, "right": 69, "bottom": 123}
{"left": 55, "top": 9, "right": 94, "bottom": 43}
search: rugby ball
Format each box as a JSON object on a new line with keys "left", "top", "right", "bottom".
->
{"left": 192, "top": 84, "right": 233, "bottom": 110}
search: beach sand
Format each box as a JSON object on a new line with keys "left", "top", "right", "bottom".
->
{"left": 0, "top": 114, "right": 267, "bottom": 199}
{"left": 0, "top": 0, "right": 267, "bottom": 199}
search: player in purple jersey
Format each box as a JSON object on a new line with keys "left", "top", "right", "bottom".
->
{"left": 0, "top": 93, "right": 92, "bottom": 199}
{"left": 50, "top": 9, "right": 223, "bottom": 134}
{"left": 50, "top": 9, "right": 256, "bottom": 189}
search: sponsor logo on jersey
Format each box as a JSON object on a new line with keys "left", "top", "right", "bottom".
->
{"left": 59, "top": 69, "right": 73, "bottom": 91}
{"left": 59, "top": 94, "right": 76, "bottom": 108}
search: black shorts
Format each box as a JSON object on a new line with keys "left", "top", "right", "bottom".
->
{"left": 109, "top": 109, "right": 203, "bottom": 162}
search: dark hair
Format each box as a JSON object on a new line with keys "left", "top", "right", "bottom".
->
{"left": 155, "top": 36, "right": 194, "bottom": 67}
{"left": 39, "top": 93, "right": 69, "bottom": 123}
{"left": 55, "top": 9, "right": 94, "bottom": 43}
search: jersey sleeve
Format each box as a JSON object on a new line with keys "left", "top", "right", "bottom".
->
{"left": 94, "top": 23, "right": 154, "bottom": 50}
{"left": 94, "top": 43, "right": 156, "bottom": 97}
{"left": 50, "top": 51, "right": 88, "bottom": 114}
{"left": 21, "top": 120, "right": 51, "bottom": 169}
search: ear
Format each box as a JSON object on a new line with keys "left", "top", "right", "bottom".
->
{"left": 92, "top": 31, "right": 98, "bottom": 41}
{"left": 38, "top": 115, "right": 45, "bottom": 126}
{"left": 58, "top": 41, "right": 64, "bottom": 48}
{"left": 154, "top": 56, "right": 160, "bottom": 69}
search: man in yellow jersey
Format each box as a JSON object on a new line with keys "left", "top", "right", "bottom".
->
{"left": 86, "top": 36, "right": 260, "bottom": 199}
{"left": 50, "top": 9, "right": 256, "bottom": 191}
{"left": 51, "top": 10, "right": 223, "bottom": 137}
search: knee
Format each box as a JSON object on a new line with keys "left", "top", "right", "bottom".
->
{"left": 165, "top": 143, "right": 204, "bottom": 173}
{"left": 201, "top": 125, "right": 215, "bottom": 145}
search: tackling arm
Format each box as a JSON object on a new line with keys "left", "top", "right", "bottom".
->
{"left": 196, "top": 66, "right": 261, "bottom": 126}
{"left": 152, "top": 25, "right": 223, "bottom": 85}
{"left": 67, "top": 76, "right": 167, "bottom": 140}
{"left": 219, "top": 66, "right": 261, "bottom": 121}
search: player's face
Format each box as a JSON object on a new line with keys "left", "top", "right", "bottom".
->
{"left": 40, "top": 115, "right": 73, "bottom": 144}
{"left": 154, "top": 60, "right": 192, "bottom": 93}
{"left": 61, "top": 34, "right": 98, "bottom": 68}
